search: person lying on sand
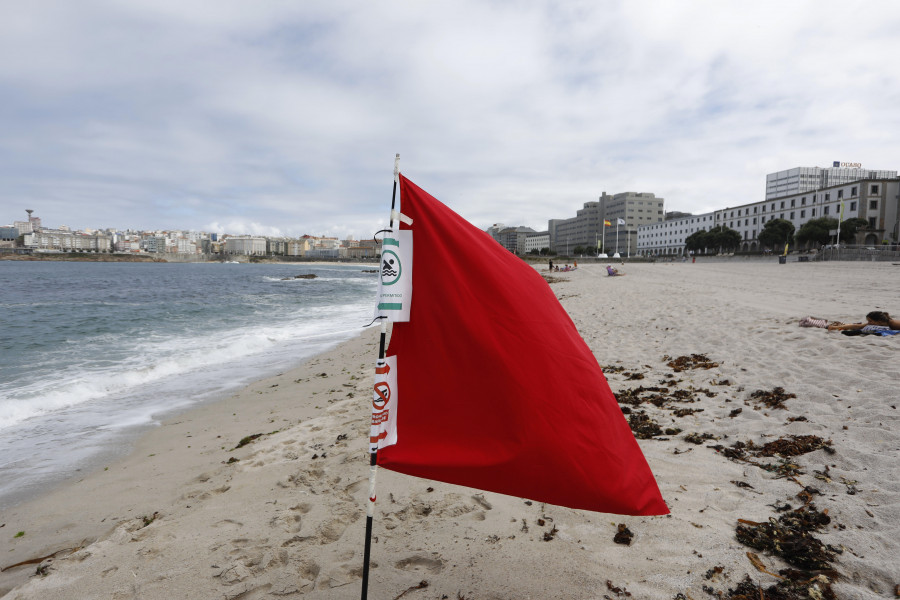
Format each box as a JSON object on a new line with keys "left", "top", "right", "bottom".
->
{"left": 606, "top": 265, "right": 625, "bottom": 276}
{"left": 826, "top": 311, "right": 900, "bottom": 333}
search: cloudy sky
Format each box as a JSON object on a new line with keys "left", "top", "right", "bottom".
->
{"left": 2, "top": 1, "right": 899, "bottom": 238}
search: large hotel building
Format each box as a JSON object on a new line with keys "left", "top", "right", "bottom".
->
{"left": 635, "top": 164, "right": 898, "bottom": 257}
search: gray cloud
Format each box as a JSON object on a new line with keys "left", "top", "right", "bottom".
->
{"left": 2, "top": 0, "right": 899, "bottom": 237}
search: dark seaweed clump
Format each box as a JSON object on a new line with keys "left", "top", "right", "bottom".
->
{"left": 749, "top": 387, "right": 797, "bottom": 410}
{"left": 664, "top": 354, "right": 719, "bottom": 372}
{"left": 723, "top": 573, "right": 836, "bottom": 600}
{"left": 735, "top": 504, "right": 838, "bottom": 571}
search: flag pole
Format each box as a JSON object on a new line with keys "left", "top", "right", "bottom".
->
{"left": 361, "top": 153, "right": 400, "bottom": 600}
{"left": 615, "top": 220, "right": 619, "bottom": 255}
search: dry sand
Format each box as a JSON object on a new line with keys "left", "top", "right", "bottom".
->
{"left": 1, "top": 260, "right": 898, "bottom": 599}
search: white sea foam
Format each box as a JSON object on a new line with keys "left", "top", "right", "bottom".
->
{"left": 0, "top": 316, "right": 367, "bottom": 432}
{"left": 0, "top": 261, "right": 378, "bottom": 508}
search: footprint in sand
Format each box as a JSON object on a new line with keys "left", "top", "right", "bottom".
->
{"left": 394, "top": 554, "right": 445, "bottom": 574}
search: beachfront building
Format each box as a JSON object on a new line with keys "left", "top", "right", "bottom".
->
{"left": 1, "top": 226, "right": 18, "bottom": 245}
{"left": 288, "top": 237, "right": 315, "bottom": 256}
{"left": 717, "top": 177, "right": 900, "bottom": 251}
{"left": 491, "top": 226, "right": 538, "bottom": 254}
{"left": 23, "top": 228, "right": 112, "bottom": 252}
{"left": 524, "top": 231, "right": 550, "bottom": 254}
{"left": 345, "top": 239, "right": 381, "bottom": 259}
{"left": 765, "top": 164, "right": 896, "bottom": 200}
{"left": 266, "top": 238, "right": 290, "bottom": 256}
{"left": 548, "top": 201, "right": 602, "bottom": 255}
{"left": 305, "top": 247, "right": 340, "bottom": 259}
{"left": 224, "top": 235, "right": 267, "bottom": 256}
{"left": 142, "top": 235, "right": 167, "bottom": 253}
{"left": 637, "top": 211, "right": 716, "bottom": 257}
{"left": 549, "top": 192, "right": 664, "bottom": 256}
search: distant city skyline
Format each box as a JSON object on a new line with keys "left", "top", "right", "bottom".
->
{"left": 3, "top": 2, "right": 900, "bottom": 239}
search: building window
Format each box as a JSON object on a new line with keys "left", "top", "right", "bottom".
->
{"left": 838, "top": 190, "right": 843, "bottom": 199}
{"left": 790, "top": 199, "right": 796, "bottom": 207}
{"left": 761, "top": 216, "right": 766, "bottom": 223}
{"left": 869, "top": 200, "right": 877, "bottom": 210}
{"left": 745, "top": 219, "right": 749, "bottom": 226}
{"left": 812, "top": 208, "right": 816, "bottom": 216}
{"left": 730, "top": 211, "right": 734, "bottom": 217}
{"left": 790, "top": 212, "right": 795, "bottom": 219}
{"left": 851, "top": 186, "right": 857, "bottom": 196}
{"left": 871, "top": 184, "right": 880, "bottom": 194}
{"left": 850, "top": 201, "right": 857, "bottom": 211}
{"left": 868, "top": 217, "right": 877, "bottom": 228}
{"left": 761, "top": 205, "right": 766, "bottom": 212}
{"left": 824, "top": 206, "right": 829, "bottom": 215}
{"left": 800, "top": 210, "right": 805, "bottom": 218}
{"left": 780, "top": 201, "right": 785, "bottom": 209}
{"left": 753, "top": 217, "right": 757, "bottom": 224}
{"left": 780, "top": 213, "right": 785, "bottom": 219}
{"left": 825, "top": 193, "right": 830, "bottom": 201}
{"left": 801, "top": 197, "right": 806, "bottom": 205}
{"left": 771, "top": 203, "right": 775, "bottom": 211}
{"left": 753, "top": 207, "right": 758, "bottom": 214}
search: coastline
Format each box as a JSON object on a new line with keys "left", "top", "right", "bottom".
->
{"left": 2, "top": 261, "right": 898, "bottom": 599}
{"left": 0, "top": 252, "right": 379, "bottom": 265}
{"left": 0, "top": 328, "right": 380, "bottom": 596}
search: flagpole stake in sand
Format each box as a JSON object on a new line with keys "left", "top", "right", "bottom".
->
{"left": 361, "top": 153, "right": 401, "bottom": 600}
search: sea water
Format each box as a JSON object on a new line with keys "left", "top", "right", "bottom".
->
{"left": 0, "top": 261, "right": 378, "bottom": 509}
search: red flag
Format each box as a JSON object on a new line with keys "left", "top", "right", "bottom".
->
{"left": 377, "top": 175, "right": 668, "bottom": 515}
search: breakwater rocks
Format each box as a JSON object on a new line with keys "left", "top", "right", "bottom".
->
{"left": 281, "top": 273, "right": 318, "bottom": 280}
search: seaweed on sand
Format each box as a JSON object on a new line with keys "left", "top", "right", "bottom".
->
{"left": 724, "top": 573, "right": 836, "bottom": 600}
{"left": 664, "top": 354, "right": 719, "bottom": 372}
{"left": 749, "top": 387, "right": 797, "bottom": 410}
{"left": 736, "top": 504, "right": 838, "bottom": 571}
{"left": 627, "top": 411, "right": 662, "bottom": 439}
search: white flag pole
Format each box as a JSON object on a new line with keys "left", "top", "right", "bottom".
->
{"left": 836, "top": 200, "right": 844, "bottom": 259}
{"left": 361, "top": 153, "right": 400, "bottom": 600}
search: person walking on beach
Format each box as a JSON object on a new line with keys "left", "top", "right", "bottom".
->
{"left": 548, "top": 259, "right": 553, "bottom": 272}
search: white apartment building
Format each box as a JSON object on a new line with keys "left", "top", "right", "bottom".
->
{"left": 224, "top": 236, "right": 267, "bottom": 255}
{"left": 765, "top": 164, "right": 896, "bottom": 200}
{"left": 175, "top": 238, "right": 199, "bottom": 254}
{"left": 637, "top": 211, "right": 716, "bottom": 256}
{"left": 24, "top": 229, "right": 112, "bottom": 252}
{"left": 524, "top": 231, "right": 550, "bottom": 253}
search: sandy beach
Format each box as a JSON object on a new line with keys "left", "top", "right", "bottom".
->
{"left": 2, "top": 259, "right": 898, "bottom": 599}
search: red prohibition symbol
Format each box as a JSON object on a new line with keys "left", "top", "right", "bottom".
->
{"left": 373, "top": 382, "right": 391, "bottom": 409}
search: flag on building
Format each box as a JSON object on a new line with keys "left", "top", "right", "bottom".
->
{"left": 617, "top": 218, "right": 626, "bottom": 226}
{"left": 375, "top": 174, "right": 668, "bottom": 516}
{"left": 604, "top": 220, "right": 611, "bottom": 227}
